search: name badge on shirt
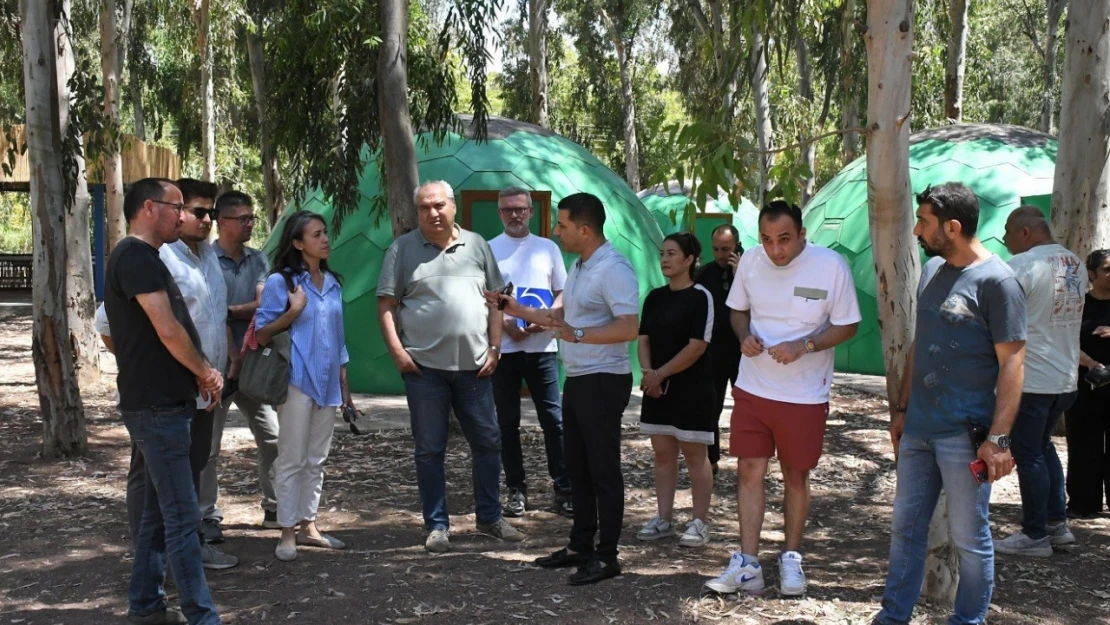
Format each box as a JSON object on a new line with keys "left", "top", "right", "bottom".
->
{"left": 794, "top": 286, "right": 828, "bottom": 301}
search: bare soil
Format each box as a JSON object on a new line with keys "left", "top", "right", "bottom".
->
{"left": 1, "top": 307, "right": 1108, "bottom": 625}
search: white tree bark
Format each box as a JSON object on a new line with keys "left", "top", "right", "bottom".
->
{"left": 796, "top": 35, "right": 817, "bottom": 205}
{"left": 751, "top": 23, "right": 775, "bottom": 205}
{"left": 99, "top": 0, "right": 126, "bottom": 252}
{"left": 247, "top": 3, "right": 284, "bottom": 228}
{"left": 118, "top": 0, "right": 144, "bottom": 141}
{"left": 21, "top": 0, "right": 97, "bottom": 458}
{"left": 1051, "top": 0, "right": 1110, "bottom": 259}
{"left": 1040, "top": 0, "right": 1067, "bottom": 134}
{"left": 943, "top": 0, "right": 968, "bottom": 122}
{"left": 528, "top": 0, "right": 549, "bottom": 128}
{"left": 378, "top": 0, "right": 420, "bottom": 237}
{"left": 195, "top": 0, "right": 215, "bottom": 181}
{"left": 840, "top": 0, "right": 860, "bottom": 165}
{"left": 616, "top": 41, "right": 641, "bottom": 192}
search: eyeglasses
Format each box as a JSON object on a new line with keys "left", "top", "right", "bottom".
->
{"left": 188, "top": 206, "right": 219, "bottom": 221}
{"left": 220, "top": 214, "right": 257, "bottom": 225}
{"left": 499, "top": 207, "right": 529, "bottom": 216}
{"left": 150, "top": 199, "right": 185, "bottom": 213}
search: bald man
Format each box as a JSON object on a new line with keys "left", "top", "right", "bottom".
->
{"left": 999, "top": 206, "right": 1087, "bottom": 556}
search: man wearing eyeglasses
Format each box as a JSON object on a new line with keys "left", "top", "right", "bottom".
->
{"left": 487, "top": 186, "right": 572, "bottom": 520}
{"left": 200, "top": 191, "right": 282, "bottom": 541}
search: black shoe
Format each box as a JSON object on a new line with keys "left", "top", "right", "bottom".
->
{"left": 262, "top": 509, "right": 280, "bottom": 529}
{"left": 1066, "top": 508, "right": 1099, "bottom": 520}
{"left": 200, "top": 518, "right": 223, "bottom": 543}
{"left": 534, "top": 547, "right": 591, "bottom": 569}
{"left": 505, "top": 488, "right": 527, "bottom": 518}
{"left": 127, "top": 607, "right": 187, "bottom": 625}
{"left": 553, "top": 490, "right": 573, "bottom": 518}
{"left": 568, "top": 558, "right": 621, "bottom": 585}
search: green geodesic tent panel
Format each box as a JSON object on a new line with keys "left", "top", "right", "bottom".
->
{"left": 800, "top": 124, "right": 1059, "bottom": 375}
{"left": 266, "top": 116, "right": 666, "bottom": 394}
{"left": 638, "top": 184, "right": 759, "bottom": 263}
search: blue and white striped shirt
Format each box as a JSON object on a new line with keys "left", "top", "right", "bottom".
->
{"left": 256, "top": 270, "right": 349, "bottom": 407}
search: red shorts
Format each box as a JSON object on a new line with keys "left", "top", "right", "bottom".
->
{"left": 729, "top": 386, "right": 829, "bottom": 470}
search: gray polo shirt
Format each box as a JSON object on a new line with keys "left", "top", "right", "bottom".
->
{"left": 215, "top": 243, "right": 269, "bottom": 352}
{"left": 378, "top": 224, "right": 505, "bottom": 371}
{"left": 562, "top": 241, "right": 640, "bottom": 377}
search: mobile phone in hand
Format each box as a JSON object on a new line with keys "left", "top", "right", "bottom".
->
{"left": 969, "top": 458, "right": 988, "bottom": 483}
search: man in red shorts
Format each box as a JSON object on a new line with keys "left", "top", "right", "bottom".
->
{"left": 704, "top": 200, "right": 861, "bottom": 597}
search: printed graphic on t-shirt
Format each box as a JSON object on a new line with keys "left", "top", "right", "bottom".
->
{"left": 514, "top": 286, "right": 554, "bottom": 328}
{"left": 1050, "top": 254, "right": 1085, "bottom": 325}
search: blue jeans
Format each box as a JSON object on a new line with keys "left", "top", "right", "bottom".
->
{"left": 1011, "top": 391, "right": 1075, "bottom": 539}
{"left": 121, "top": 402, "right": 220, "bottom": 625}
{"left": 403, "top": 366, "right": 503, "bottom": 530}
{"left": 491, "top": 352, "right": 570, "bottom": 494}
{"left": 875, "top": 433, "right": 993, "bottom": 625}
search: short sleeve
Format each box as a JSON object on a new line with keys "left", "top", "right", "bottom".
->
{"left": 828, "top": 256, "right": 863, "bottom": 326}
{"left": 689, "top": 286, "right": 714, "bottom": 342}
{"left": 376, "top": 242, "right": 402, "bottom": 299}
{"left": 479, "top": 239, "right": 505, "bottom": 291}
{"left": 603, "top": 259, "right": 640, "bottom": 316}
{"left": 95, "top": 303, "right": 110, "bottom": 336}
{"left": 254, "top": 251, "right": 271, "bottom": 286}
{"left": 551, "top": 243, "right": 568, "bottom": 292}
{"left": 725, "top": 254, "right": 751, "bottom": 311}
{"left": 117, "top": 246, "right": 169, "bottom": 300}
{"left": 256, "top": 273, "right": 290, "bottom": 330}
{"left": 983, "top": 275, "right": 1027, "bottom": 345}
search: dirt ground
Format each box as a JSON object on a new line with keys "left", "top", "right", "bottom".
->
{"left": 1, "top": 306, "right": 1109, "bottom": 625}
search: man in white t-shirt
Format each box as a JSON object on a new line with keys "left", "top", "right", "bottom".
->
{"left": 705, "top": 200, "right": 861, "bottom": 598}
{"left": 999, "top": 206, "right": 1087, "bottom": 556}
{"left": 488, "top": 186, "right": 572, "bottom": 519}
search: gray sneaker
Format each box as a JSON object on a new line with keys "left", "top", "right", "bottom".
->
{"left": 127, "top": 607, "right": 187, "bottom": 625}
{"left": 476, "top": 517, "right": 525, "bottom": 542}
{"left": 994, "top": 531, "right": 1053, "bottom": 557}
{"left": 425, "top": 528, "right": 450, "bottom": 553}
{"left": 1047, "top": 522, "right": 1076, "bottom": 546}
{"left": 636, "top": 515, "right": 675, "bottom": 541}
{"left": 200, "top": 518, "right": 224, "bottom": 544}
{"left": 200, "top": 543, "right": 239, "bottom": 569}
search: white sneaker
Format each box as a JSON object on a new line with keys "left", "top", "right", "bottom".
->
{"left": 636, "top": 515, "right": 675, "bottom": 541}
{"left": 994, "top": 531, "right": 1053, "bottom": 557}
{"left": 1047, "top": 522, "right": 1076, "bottom": 546}
{"left": 678, "top": 519, "right": 710, "bottom": 547}
{"left": 704, "top": 552, "right": 765, "bottom": 595}
{"left": 778, "top": 551, "right": 806, "bottom": 596}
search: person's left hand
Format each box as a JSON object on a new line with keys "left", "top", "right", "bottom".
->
{"left": 524, "top": 322, "right": 548, "bottom": 334}
{"left": 477, "top": 347, "right": 500, "bottom": 377}
{"left": 1094, "top": 325, "right": 1110, "bottom": 338}
{"left": 977, "top": 441, "right": 1015, "bottom": 483}
{"left": 227, "top": 354, "right": 242, "bottom": 381}
{"left": 640, "top": 369, "right": 664, "bottom": 398}
{"left": 767, "top": 340, "right": 806, "bottom": 365}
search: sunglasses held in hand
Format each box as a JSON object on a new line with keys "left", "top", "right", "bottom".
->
{"left": 342, "top": 404, "right": 367, "bottom": 435}
{"left": 497, "top": 282, "right": 515, "bottom": 311}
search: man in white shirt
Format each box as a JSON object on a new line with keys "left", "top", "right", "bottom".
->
{"left": 488, "top": 187, "right": 572, "bottom": 518}
{"left": 999, "top": 206, "right": 1087, "bottom": 555}
{"left": 706, "top": 200, "right": 861, "bottom": 597}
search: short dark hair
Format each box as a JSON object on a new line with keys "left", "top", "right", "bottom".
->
{"left": 663, "top": 232, "right": 702, "bottom": 279}
{"left": 215, "top": 190, "right": 254, "bottom": 216}
{"left": 711, "top": 223, "right": 740, "bottom": 243}
{"left": 175, "top": 178, "right": 218, "bottom": 204}
{"left": 1087, "top": 249, "right": 1110, "bottom": 272}
{"left": 758, "top": 200, "right": 802, "bottom": 232}
{"left": 916, "top": 182, "right": 979, "bottom": 238}
{"left": 558, "top": 192, "right": 606, "bottom": 234}
{"left": 124, "top": 178, "right": 175, "bottom": 222}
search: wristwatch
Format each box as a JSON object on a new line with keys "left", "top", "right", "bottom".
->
{"left": 489, "top": 345, "right": 501, "bottom": 354}
{"left": 987, "top": 434, "right": 1011, "bottom": 450}
{"left": 573, "top": 328, "right": 585, "bottom": 343}
{"left": 804, "top": 339, "right": 817, "bottom": 353}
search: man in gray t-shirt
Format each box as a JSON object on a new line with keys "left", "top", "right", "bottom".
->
{"left": 874, "top": 183, "right": 1024, "bottom": 625}
{"left": 378, "top": 180, "right": 522, "bottom": 553}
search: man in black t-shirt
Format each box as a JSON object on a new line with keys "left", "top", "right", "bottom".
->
{"left": 694, "top": 223, "right": 743, "bottom": 474}
{"left": 105, "top": 178, "right": 223, "bottom": 625}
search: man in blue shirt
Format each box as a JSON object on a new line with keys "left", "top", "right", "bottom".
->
{"left": 873, "top": 182, "right": 1024, "bottom": 625}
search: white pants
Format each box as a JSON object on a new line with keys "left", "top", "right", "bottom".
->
{"left": 274, "top": 384, "right": 336, "bottom": 529}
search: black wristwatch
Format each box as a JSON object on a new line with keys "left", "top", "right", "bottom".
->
{"left": 987, "top": 434, "right": 1011, "bottom": 450}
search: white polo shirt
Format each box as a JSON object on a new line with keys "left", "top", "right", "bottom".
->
{"left": 725, "top": 242, "right": 861, "bottom": 404}
{"left": 561, "top": 242, "right": 640, "bottom": 377}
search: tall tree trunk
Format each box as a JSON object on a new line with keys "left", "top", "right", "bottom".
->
{"left": 1040, "top": 0, "right": 1067, "bottom": 134}
{"left": 528, "top": 0, "right": 549, "bottom": 128}
{"left": 378, "top": 0, "right": 420, "bottom": 237}
{"left": 247, "top": 3, "right": 284, "bottom": 228}
{"left": 21, "top": 0, "right": 95, "bottom": 458}
{"left": 130, "top": 65, "right": 145, "bottom": 141}
{"left": 866, "top": 0, "right": 954, "bottom": 604}
{"left": 751, "top": 24, "right": 775, "bottom": 205}
{"left": 118, "top": 0, "right": 144, "bottom": 141}
{"left": 195, "top": 0, "right": 215, "bottom": 181}
{"left": 616, "top": 41, "right": 640, "bottom": 192}
{"left": 840, "top": 0, "right": 860, "bottom": 165}
{"left": 1051, "top": 0, "right": 1110, "bottom": 259}
{"left": 99, "top": 0, "right": 126, "bottom": 252}
{"left": 796, "top": 35, "right": 817, "bottom": 205}
{"left": 943, "top": 0, "right": 969, "bottom": 122}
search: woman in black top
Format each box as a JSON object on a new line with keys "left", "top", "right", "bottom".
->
{"left": 1066, "top": 249, "right": 1110, "bottom": 517}
{"left": 636, "top": 233, "right": 716, "bottom": 547}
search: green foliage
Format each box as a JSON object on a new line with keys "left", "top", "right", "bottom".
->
{"left": 0, "top": 193, "right": 31, "bottom": 253}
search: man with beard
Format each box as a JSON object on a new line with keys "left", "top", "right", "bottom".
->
{"left": 872, "top": 182, "right": 1024, "bottom": 625}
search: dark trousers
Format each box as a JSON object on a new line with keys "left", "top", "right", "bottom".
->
{"left": 563, "top": 373, "right": 632, "bottom": 563}
{"left": 491, "top": 352, "right": 570, "bottom": 494}
{"left": 1011, "top": 391, "right": 1074, "bottom": 538}
{"left": 1065, "top": 381, "right": 1110, "bottom": 515}
{"left": 709, "top": 363, "right": 739, "bottom": 465}
{"left": 127, "top": 407, "right": 213, "bottom": 545}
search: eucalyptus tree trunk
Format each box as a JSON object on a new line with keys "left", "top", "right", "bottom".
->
{"left": 615, "top": 40, "right": 641, "bottom": 192}
{"left": 751, "top": 24, "right": 774, "bottom": 205}
{"left": 247, "top": 2, "right": 285, "bottom": 228}
{"left": 840, "top": 0, "right": 860, "bottom": 165}
{"left": 528, "top": 0, "right": 549, "bottom": 128}
{"left": 943, "top": 0, "right": 968, "bottom": 122}
{"left": 1051, "top": 0, "right": 1110, "bottom": 260}
{"left": 378, "top": 0, "right": 420, "bottom": 237}
{"left": 119, "top": 0, "right": 143, "bottom": 140}
{"left": 99, "top": 0, "right": 126, "bottom": 252}
{"left": 195, "top": 0, "right": 215, "bottom": 181}
{"left": 1040, "top": 0, "right": 1067, "bottom": 134}
{"left": 795, "top": 35, "right": 816, "bottom": 205}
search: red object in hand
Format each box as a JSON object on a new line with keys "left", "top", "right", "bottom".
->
{"left": 969, "top": 458, "right": 989, "bottom": 483}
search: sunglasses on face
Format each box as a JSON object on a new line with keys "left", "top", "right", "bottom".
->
{"left": 220, "top": 214, "right": 257, "bottom": 225}
{"left": 150, "top": 199, "right": 185, "bottom": 213}
{"left": 187, "top": 206, "right": 219, "bottom": 221}
{"left": 499, "top": 207, "right": 529, "bottom": 216}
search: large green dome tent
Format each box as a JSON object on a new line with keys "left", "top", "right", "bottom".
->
{"left": 637, "top": 182, "right": 758, "bottom": 264}
{"left": 265, "top": 116, "right": 667, "bottom": 394}
{"left": 798, "top": 123, "right": 1058, "bottom": 375}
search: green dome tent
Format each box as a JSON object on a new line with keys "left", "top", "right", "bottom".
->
{"left": 266, "top": 116, "right": 667, "bottom": 394}
{"left": 797, "top": 124, "right": 1058, "bottom": 375}
{"left": 637, "top": 182, "right": 758, "bottom": 264}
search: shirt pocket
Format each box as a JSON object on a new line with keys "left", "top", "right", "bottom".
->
{"left": 791, "top": 295, "right": 828, "bottom": 329}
